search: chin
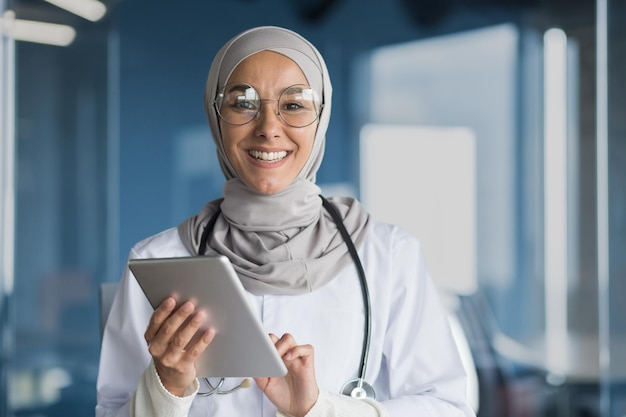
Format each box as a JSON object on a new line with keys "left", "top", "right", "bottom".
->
{"left": 246, "top": 181, "right": 288, "bottom": 195}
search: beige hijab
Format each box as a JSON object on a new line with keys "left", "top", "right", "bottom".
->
{"left": 178, "top": 26, "right": 370, "bottom": 295}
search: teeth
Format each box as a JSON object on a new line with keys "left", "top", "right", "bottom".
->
{"left": 249, "top": 150, "right": 288, "bottom": 162}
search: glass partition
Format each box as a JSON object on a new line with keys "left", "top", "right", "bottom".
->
{"left": 4, "top": 0, "right": 115, "bottom": 414}
{"left": 603, "top": 0, "right": 626, "bottom": 414}
{"left": 1, "top": 0, "right": 624, "bottom": 415}
{"left": 360, "top": 1, "right": 625, "bottom": 415}
{"left": 1, "top": 0, "right": 16, "bottom": 415}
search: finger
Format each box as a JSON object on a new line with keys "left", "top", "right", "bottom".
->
{"left": 160, "top": 325, "right": 215, "bottom": 378}
{"left": 149, "top": 301, "right": 196, "bottom": 355}
{"left": 144, "top": 297, "right": 176, "bottom": 345}
{"left": 283, "top": 344, "right": 315, "bottom": 364}
{"left": 166, "top": 309, "right": 208, "bottom": 353}
{"left": 273, "top": 334, "right": 315, "bottom": 365}
{"left": 154, "top": 329, "right": 216, "bottom": 379}
{"left": 159, "top": 308, "right": 215, "bottom": 371}
{"left": 273, "top": 333, "right": 298, "bottom": 356}
{"left": 180, "top": 326, "right": 216, "bottom": 366}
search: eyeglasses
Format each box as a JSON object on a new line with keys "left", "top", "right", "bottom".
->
{"left": 214, "top": 83, "right": 322, "bottom": 128}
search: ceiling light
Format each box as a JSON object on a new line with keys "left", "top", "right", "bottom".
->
{"left": 1, "top": 11, "right": 76, "bottom": 46}
{"left": 44, "top": 0, "right": 107, "bottom": 22}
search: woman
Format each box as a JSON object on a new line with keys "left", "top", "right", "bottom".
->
{"left": 96, "top": 26, "right": 475, "bottom": 417}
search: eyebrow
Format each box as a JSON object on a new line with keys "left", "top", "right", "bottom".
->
{"left": 225, "top": 83, "right": 311, "bottom": 98}
{"left": 226, "top": 83, "right": 252, "bottom": 92}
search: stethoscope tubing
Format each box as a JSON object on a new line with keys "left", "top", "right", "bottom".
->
{"left": 197, "top": 195, "right": 374, "bottom": 398}
{"left": 198, "top": 377, "right": 251, "bottom": 396}
{"left": 319, "top": 196, "right": 372, "bottom": 387}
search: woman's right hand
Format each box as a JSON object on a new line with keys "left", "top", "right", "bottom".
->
{"left": 144, "top": 297, "right": 215, "bottom": 397}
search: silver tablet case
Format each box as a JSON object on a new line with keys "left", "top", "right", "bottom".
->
{"left": 128, "top": 255, "right": 287, "bottom": 378}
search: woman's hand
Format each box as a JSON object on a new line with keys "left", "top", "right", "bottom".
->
{"left": 144, "top": 297, "right": 215, "bottom": 397}
{"left": 254, "top": 333, "right": 319, "bottom": 417}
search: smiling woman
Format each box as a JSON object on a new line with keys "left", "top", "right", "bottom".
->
{"left": 96, "top": 26, "right": 476, "bottom": 417}
{"left": 4, "top": 0, "right": 626, "bottom": 415}
{"left": 217, "top": 51, "right": 319, "bottom": 195}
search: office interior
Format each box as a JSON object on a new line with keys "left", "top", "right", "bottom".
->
{"left": 0, "top": 0, "right": 624, "bottom": 415}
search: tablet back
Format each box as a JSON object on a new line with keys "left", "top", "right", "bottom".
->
{"left": 129, "top": 255, "right": 287, "bottom": 378}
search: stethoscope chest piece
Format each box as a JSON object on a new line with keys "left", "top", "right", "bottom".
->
{"left": 341, "top": 378, "right": 376, "bottom": 400}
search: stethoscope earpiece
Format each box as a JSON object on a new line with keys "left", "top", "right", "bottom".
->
{"left": 341, "top": 378, "right": 376, "bottom": 400}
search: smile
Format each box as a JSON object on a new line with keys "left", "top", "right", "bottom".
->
{"left": 248, "top": 150, "right": 288, "bottom": 162}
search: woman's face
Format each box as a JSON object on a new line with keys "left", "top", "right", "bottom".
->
{"left": 219, "top": 51, "right": 317, "bottom": 195}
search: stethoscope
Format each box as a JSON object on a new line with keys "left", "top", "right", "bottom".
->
{"left": 196, "top": 195, "right": 375, "bottom": 400}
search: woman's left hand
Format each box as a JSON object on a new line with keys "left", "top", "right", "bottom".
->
{"left": 254, "top": 333, "right": 319, "bottom": 417}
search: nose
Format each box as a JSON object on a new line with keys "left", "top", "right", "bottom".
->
{"left": 254, "top": 100, "right": 282, "bottom": 139}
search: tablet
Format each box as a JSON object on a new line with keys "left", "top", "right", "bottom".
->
{"left": 128, "top": 255, "right": 287, "bottom": 378}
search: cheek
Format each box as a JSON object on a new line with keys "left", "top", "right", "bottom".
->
{"left": 296, "top": 127, "right": 317, "bottom": 155}
{"left": 220, "top": 127, "right": 244, "bottom": 159}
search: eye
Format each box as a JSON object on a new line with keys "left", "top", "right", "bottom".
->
{"left": 279, "top": 86, "right": 319, "bottom": 114}
{"left": 221, "top": 85, "right": 259, "bottom": 113}
{"left": 233, "top": 96, "right": 259, "bottom": 111}
{"left": 281, "top": 99, "right": 306, "bottom": 112}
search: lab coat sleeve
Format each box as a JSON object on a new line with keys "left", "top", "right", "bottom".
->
{"left": 130, "top": 360, "right": 199, "bottom": 417}
{"left": 276, "top": 389, "right": 389, "bottom": 417}
{"left": 97, "top": 248, "right": 198, "bottom": 417}
{"left": 376, "top": 227, "right": 476, "bottom": 417}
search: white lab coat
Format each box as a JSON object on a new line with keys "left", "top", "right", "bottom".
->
{"left": 96, "top": 219, "right": 476, "bottom": 417}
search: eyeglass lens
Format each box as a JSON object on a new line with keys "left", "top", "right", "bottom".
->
{"left": 215, "top": 83, "right": 321, "bottom": 127}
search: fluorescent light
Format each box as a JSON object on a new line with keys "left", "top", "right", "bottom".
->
{"left": 543, "top": 27, "right": 568, "bottom": 375}
{"left": 1, "top": 9, "right": 17, "bottom": 296}
{"left": 1, "top": 12, "right": 76, "bottom": 46}
{"left": 44, "top": 0, "right": 107, "bottom": 22}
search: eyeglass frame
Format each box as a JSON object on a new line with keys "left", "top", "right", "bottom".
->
{"left": 213, "top": 82, "right": 324, "bottom": 128}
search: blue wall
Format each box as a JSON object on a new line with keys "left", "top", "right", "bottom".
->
{"left": 115, "top": 0, "right": 451, "bottom": 269}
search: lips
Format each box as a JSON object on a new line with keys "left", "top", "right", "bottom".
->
{"left": 248, "top": 150, "right": 288, "bottom": 162}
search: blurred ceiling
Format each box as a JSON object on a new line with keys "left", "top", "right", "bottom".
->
{"left": 10, "top": 0, "right": 596, "bottom": 35}
{"left": 12, "top": 0, "right": 117, "bottom": 27}
{"left": 284, "top": 0, "right": 595, "bottom": 25}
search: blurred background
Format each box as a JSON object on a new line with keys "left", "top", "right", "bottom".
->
{"left": 0, "top": 0, "right": 624, "bottom": 415}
